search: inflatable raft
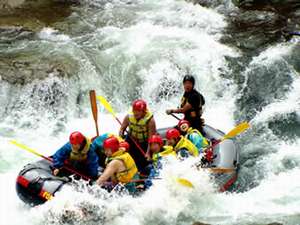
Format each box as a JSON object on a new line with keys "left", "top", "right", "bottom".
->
{"left": 16, "top": 124, "right": 239, "bottom": 206}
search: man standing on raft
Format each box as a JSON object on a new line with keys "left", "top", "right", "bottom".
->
{"left": 166, "top": 75, "right": 205, "bottom": 134}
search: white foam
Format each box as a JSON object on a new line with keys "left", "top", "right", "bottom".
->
{"left": 38, "top": 28, "right": 71, "bottom": 42}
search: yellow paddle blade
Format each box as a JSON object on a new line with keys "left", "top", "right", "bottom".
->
{"left": 97, "top": 95, "right": 117, "bottom": 118}
{"left": 176, "top": 178, "right": 194, "bottom": 188}
{"left": 90, "top": 90, "right": 99, "bottom": 136}
{"left": 10, "top": 140, "right": 43, "bottom": 158}
{"left": 222, "top": 121, "right": 250, "bottom": 140}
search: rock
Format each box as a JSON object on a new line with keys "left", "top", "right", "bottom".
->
{"left": 192, "top": 222, "right": 212, "bottom": 225}
{"left": 0, "top": 0, "right": 76, "bottom": 31}
{"left": 0, "top": 0, "right": 25, "bottom": 9}
{"left": 233, "top": 0, "right": 300, "bottom": 8}
{"left": 0, "top": 56, "right": 77, "bottom": 85}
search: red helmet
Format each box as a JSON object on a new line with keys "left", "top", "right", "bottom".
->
{"left": 132, "top": 99, "right": 147, "bottom": 112}
{"left": 119, "top": 141, "right": 130, "bottom": 151}
{"left": 148, "top": 134, "right": 163, "bottom": 146}
{"left": 103, "top": 136, "right": 119, "bottom": 152}
{"left": 166, "top": 128, "right": 180, "bottom": 140}
{"left": 178, "top": 119, "right": 190, "bottom": 128}
{"left": 69, "top": 131, "right": 85, "bottom": 145}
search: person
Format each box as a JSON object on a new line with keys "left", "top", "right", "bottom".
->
{"left": 142, "top": 134, "right": 176, "bottom": 189}
{"left": 52, "top": 131, "right": 99, "bottom": 180}
{"left": 96, "top": 136, "right": 139, "bottom": 193}
{"left": 148, "top": 134, "right": 176, "bottom": 169}
{"left": 119, "top": 99, "right": 156, "bottom": 175}
{"left": 177, "top": 119, "right": 209, "bottom": 154}
{"left": 166, "top": 75, "right": 205, "bottom": 133}
{"left": 165, "top": 128, "right": 199, "bottom": 159}
{"left": 93, "top": 133, "right": 129, "bottom": 168}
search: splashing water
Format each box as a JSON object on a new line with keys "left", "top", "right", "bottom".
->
{"left": 1, "top": 0, "right": 300, "bottom": 225}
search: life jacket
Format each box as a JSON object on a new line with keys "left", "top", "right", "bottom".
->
{"left": 128, "top": 110, "right": 153, "bottom": 143}
{"left": 105, "top": 149, "right": 138, "bottom": 183}
{"left": 69, "top": 138, "right": 91, "bottom": 161}
{"left": 174, "top": 136, "right": 199, "bottom": 157}
{"left": 152, "top": 146, "right": 176, "bottom": 166}
{"left": 186, "top": 127, "right": 209, "bottom": 147}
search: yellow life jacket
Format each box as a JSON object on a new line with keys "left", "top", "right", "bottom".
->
{"left": 128, "top": 110, "right": 153, "bottom": 143}
{"left": 106, "top": 149, "right": 138, "bottom": 183}
{"left": 174, "top": 136, "right": 199, "bottom": 157}
{"left": 186, "top": 127, "right": 209, "bottom": 146}
{"left": 69, "top": 138, "right": 91, "bottom": 161}
{"left": 152, "top": 146, "right": 176, "bottom": 165}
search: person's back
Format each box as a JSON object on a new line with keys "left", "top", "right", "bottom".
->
{"left": 186, "top": 128, "right": 208, "bottom": 154}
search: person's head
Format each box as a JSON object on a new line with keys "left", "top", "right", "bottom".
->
{"left": 132, "top": 99, "right": 147, "bottom": 120}
{"left": 183, "top": 75, "right": 195, "bottom": 92}
{"left": 148, "top": 134, "right": 163, "bottom": 154}
{"left": 69, "top": 131, "right": 86, "bottom": 151}
{"left": 103, "top": 136, "right": 120, "bottom": 156}
{"left": 177, "top": 119, "right": 190, "bottom": 134}
{"left": 166, "top": 128, "right": 181, "bottom": 146}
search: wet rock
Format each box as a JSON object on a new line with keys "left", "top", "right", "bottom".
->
{"left": 233, "top": 0, "right": 300, "bottom": 8}
{"left": 0, "top": 26, "right": 35, "bottom": 43}
{"left": 0, "top": 53, "right": 78, "bottom": 85}
{"left": 0, "top": 0, "right": 25, "bottom": 9}
{"left": 0, "top": 0, "right": 76, "bottom": 31}
{"left": 192, "top": 222, "right": 212, "bottom": 225}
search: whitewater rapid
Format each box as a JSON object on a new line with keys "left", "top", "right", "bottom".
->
{"left": 1, "top": 0, "right": 300, "bottom": 225}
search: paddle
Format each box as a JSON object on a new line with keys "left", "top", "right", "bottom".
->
{"left": 170, "top": 113, "right": 181, "bottom": 120}
{"left": 205, "top": 121, "right": 250, "bottom": 150}
{"left": 89, "top": 90, "right": 99, "bottom": 136}
{"left": 127, "top": 177, "right": 193, "bottom": 188}
{"left": 196, "top": 122, "right": 250, "bottom": 168}
{"left": 96, "top": 95, "right": 146, "bottom": 157}
{"left": 10, "top": 140, "right": 91, "bottom": 181}
{"left": 176, "top": 177, "right": 194, "bottom": 188}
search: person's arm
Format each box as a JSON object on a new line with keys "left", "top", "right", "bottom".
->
{"left": 86, "top": 146, "right": 100, "bottom": 179}
{"left": 167, "top": 102, "right": 192, "bottom": 114}
{"left": 52, "top": 143, "right": 72, "bottom": 175}
{"left": 96, "top": 160, "right": 121, "bottom": 185}
{"left": 119, "top": 115, "right": 129, "bottom": 137}
{"left": 148, "top": 117, "right": 156, "bottom": 137}
{"left": 200, "top": 93, "right": 205, "bottom": 106}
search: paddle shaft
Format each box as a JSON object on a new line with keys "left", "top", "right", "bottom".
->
{"left": 10, "top": 140, "right": 91, "bottom": 181}
{"left": 170, "top": 113, "right": 181, "bottom": 120}
{"left": 89, "top": 90, "right": 99, "bottom": 136}
{"left": 114, "top": 116, "right": 147, "bottom": 157}
{"left": 96, "top": 96, "right": 147, "bottom": 157}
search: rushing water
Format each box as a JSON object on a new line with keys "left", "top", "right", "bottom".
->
{"left": 0, "top": 0, "right": 299, "bottom": 225}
